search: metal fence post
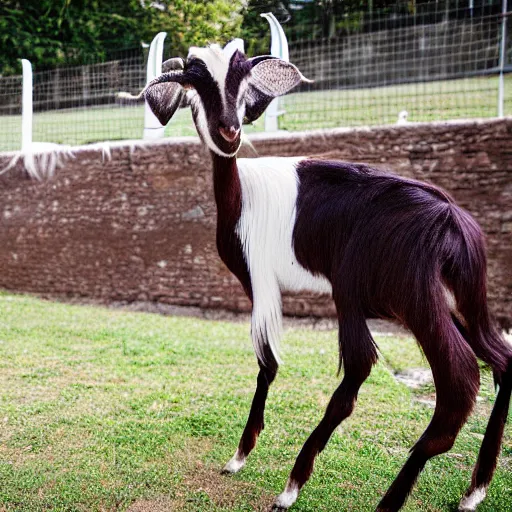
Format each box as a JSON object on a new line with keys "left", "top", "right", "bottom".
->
{"left": 143, "top": 32, "right": 167, "bottom": 140}
{"left": 261, "top": 13, "right": 289, "bottom": 132}
{"left": 21, "top": 59, "right": 33, "bottom": 151}
{"left": 498, "top": 0, "right": 508, "bottom": 118}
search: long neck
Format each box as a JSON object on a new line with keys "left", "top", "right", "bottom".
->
{"left": 210, "top": 151, "right": 253, "bottom": 300}
{"left": 211, "top": 151, "right": 242, "bottom": 224}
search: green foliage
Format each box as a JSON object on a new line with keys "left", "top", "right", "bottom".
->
{"left": 0, "top": 1, "right": 482, "bottom": 74}
{"left": 240, "top": 0, "right": 413, "bottom": 45}
{"left": 0, "top": 0, "right": 244, "bottom": 75}
{"left": 148, "top": 0, "right": 246, "bottom": 59}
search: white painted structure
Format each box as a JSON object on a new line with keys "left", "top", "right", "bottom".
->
{"left": 261, "top": 13, "right": 290, "bottom": 132}
{"left": 143, "top": 31, "right": 167, "bottom": 140}
{"left": 21, "top": 59, "right": 33, "bottom": 151}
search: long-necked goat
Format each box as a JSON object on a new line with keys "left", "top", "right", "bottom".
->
{"left": 135, "top": 44, "right": 511, "bottom": 511}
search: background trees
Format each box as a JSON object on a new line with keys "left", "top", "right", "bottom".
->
{"left": 0, "top": 1, "right": 498, "bottom": 75}
{"left": 0, "top": 0, "right": 245, "bottom": 74}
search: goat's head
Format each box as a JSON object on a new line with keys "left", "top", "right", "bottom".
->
{"left": 142, "top": 43, "right": 310, "bottom": 157}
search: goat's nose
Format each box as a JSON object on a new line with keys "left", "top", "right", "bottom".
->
{"left": 219, "top": 125, "right": 240, "bottom": 142}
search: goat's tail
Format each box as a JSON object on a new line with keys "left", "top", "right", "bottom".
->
{"left": 445, "top": 205, "right": 511, "bottom": 382}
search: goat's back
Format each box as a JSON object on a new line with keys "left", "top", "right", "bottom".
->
{"left": 293, "top": 159, "right": 483, "bottom": 321}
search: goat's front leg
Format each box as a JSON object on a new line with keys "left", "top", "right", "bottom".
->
{"left": 272, "top": 312, "right": 377, "bottom": 510}
{"left": 223, "top": 284, "right": 283, "bottom": 474}
{"left": 222, "top": 346, "right": 278, "bottom": 474}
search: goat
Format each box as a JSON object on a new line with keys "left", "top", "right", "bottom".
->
{"left": 136, "top": 43, "right": 512, "bottom": 511}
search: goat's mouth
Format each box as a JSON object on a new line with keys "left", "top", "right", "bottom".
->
{"left": 219, "top": 126, "right": 241, "bottom": 143}
{"left": 213, "top": 128, "right": 242, "bottom": 157}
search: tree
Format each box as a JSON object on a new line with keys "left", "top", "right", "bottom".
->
{"left": 0, "top": 0, "right": 245, "bottom": 75}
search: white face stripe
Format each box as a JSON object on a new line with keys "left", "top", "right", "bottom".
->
{"left": 187, "top": 45, "right": 245, "bottom": 156}
{"left": 188, "top": 44, "right": 248, "bottom": 116}
{"left": 236, "top": 157, "right": 332, "bottom": 364}
{"left": 188, "top": 45, "right": 228, "bottom": 91}
{"left": 188, "top": 45, "right": 229, "bottom": 111}
{"left": 189, "top": 86, "right": 240, "bottom": 158}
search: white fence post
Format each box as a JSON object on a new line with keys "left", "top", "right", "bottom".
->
{"left": 498, "top": 0, "right": 508, "bottom": 118}
{"left": 261, "top": 13, "right": 289, "bottom": 132}
{"left": 21, "top": 59, "right": 33, "bottom": 151}
{"left": 143, "top": 32, "right": 167, "bottom": 140}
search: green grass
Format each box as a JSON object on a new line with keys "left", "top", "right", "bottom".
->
{"left": 281, "top": 75, "right": 512, "bottom": 129}
{"left": 1, "top": 75, "right": 511, "bottom": 152}
{"left": 0, "top": 292, "right": 510, "bottom": 511}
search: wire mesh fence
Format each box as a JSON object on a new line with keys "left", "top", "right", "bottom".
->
{"left": 281, "top": 4, "right": 511, "bottom": 130}
{"left": 0, "top": 2, "right": 510, "bottom": 153}
{"left": 0, "top": 74, "right": 23, "bottom": 152}
{"left": 0, "top": 47, "right": 196, "bottom": 153}
{"left": 33, "top": 55, "right": 151, "bottom": 147}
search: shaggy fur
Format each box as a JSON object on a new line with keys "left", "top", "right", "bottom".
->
{"left": 137, "top": 43, "right": 512, "bottom": 512}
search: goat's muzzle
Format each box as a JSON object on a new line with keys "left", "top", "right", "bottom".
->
{"left": 219, "top": 126, "right": 241, "bottom": 143}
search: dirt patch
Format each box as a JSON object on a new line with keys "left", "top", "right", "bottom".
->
{"left": 415, "top": 393, "right": 437, "bottom": 409}
{"left": 472, "top": 395, "right": 495, "bottom": 418}
{"left": 173, "top": 461, "right": 274, "bottom": 511}
{"left": 126, "top": 497, "right": 176, "bottom": 512}
{"left": 135, "top": 438, "right": 274, "bottom": 512}
{"left": 394, "top": 368, "right": 433, "bottom": 389}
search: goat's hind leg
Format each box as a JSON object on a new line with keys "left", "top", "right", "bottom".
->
{"left": 377, "top": 316, "right": 480, "bottom": 512}
{"left": 222, "top": 343, "right": 278, "bottom": 474}
{"left": 459, "top": 349, "right": 512, "bottom": 512}
{"left": 272, "top": 312, "right": 378, "bottom": 510}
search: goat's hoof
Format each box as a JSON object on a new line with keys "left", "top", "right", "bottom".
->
{"left": 270, "top": 502, "right": 290, "bottom": 512}
{"left": 272, "top": 484, "right": 299, "bottom": 511}
{"left": 221, "top": 450, "right": 246, "bottom": 474}
{"left": 458, "top": 487, "right": 487, "bottom": 512}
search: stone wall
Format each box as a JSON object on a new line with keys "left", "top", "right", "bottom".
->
{"left": 0, "top": 118, "right": 511, "bottom": 327}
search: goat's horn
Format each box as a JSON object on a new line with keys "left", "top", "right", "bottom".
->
{"left": 117, "top": 70, "right": 184, "bottom": 101}
{"left": 162, "top": 57, "right": 185, "bottom": 72}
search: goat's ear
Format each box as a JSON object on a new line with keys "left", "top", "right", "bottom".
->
{"left": 143, "top": 70, "right": 187, "bottom": 126}
{"left": 250, "top": 57, "right": 310, "bottom": 96}
{"left": 243, "top": 57, "right": 311, "bottom": 124}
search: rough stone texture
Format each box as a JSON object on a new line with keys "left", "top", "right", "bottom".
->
{"left": 0, "top": 118, "right": 511, "bottom": 327}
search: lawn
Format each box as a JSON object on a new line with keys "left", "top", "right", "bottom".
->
{"left": 0, "top": 75, "right": 511, "bottom": 152}
{"left": 0, "top": 292, "right": 510, "bottom": 511}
